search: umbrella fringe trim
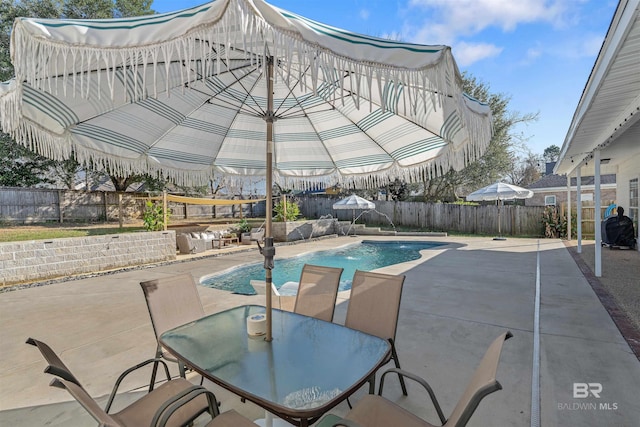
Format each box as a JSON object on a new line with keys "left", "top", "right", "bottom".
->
{"left": 6, "top": 0, "right": 493, "bottom": 187}
{"left": 3, "top": 104, "right": 490, "bottom": 190}
{"left": 0, "top": 81, "right": 21, "bottom": 134}
{"left": 5, "top": 122, "right": 487, "bottom": 192}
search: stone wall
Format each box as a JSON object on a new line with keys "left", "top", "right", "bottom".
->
{"left": 0, "top": 231, "right": 176, "bottom": 287}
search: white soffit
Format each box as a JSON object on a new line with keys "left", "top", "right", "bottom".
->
{"left": 555, "top": 0, "right": 640, "bottom": 175}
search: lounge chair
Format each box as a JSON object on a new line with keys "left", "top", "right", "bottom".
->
{"left": 294, "top": 264, "right": 343, "bottom": 322}
{"left": 345, "top": 270, "right": 407, "bottom": 395}
{"left": 26, "top": 337, "right": 218, "bottom": 427}
{"left": 140, "top": 274, "right": 206, "bottom": 389}
{"left": 250, "top": 227, "right": 265, "bottom": 241}
{"left": 176, "top": 233, "right": 207, "bottom": 254}
{"left": 327, "top": 331, "right": 513, "bottom": 427}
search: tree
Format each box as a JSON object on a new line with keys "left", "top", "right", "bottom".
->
{"left": 507, "top": 151, "right": 542, "bottom": 187}
{"left": 418, "top": 73, "right": 538, "bottom": 202}
{"left": 1, "top": 1, "right": 65, "bottom": 187}
{"left": 385, "top": 178, "right": 410, "bottom": 201}
{"left": 0, "top": 132, "right": 55, "bottom": 187}
{"left": 1, "top": 2, "right": 62, "bottom": 80}
{"left": 48, "top": 153, "right": 88, "bottom": 189}
{"left": 1, "top": 0, "right": 155, "bottom": 188}
{"left": 543, "top": 145, "right": 561, "bottom": 164}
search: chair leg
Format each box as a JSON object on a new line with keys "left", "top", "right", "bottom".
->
{"left": 346, "top": 372, "right": 374, "bottom": 409}
{"left": 149, "top": 345, "right": 165, "bottom": 392}
{"left": 149, "top": 360, "right": 160, "bottom": 392}
{"left": 390, "top": 342, "right": 408, "bottom": 396}
{"left": 368, "top": 374, "right": 375, "bottom": 394}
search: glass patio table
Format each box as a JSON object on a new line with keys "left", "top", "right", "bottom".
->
{"left": 159, "top": 304, "right": 391, "bottom": 427}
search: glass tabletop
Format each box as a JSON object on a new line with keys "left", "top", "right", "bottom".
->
{"left": 159, "top": 305, "right": 390, "bottom": 420}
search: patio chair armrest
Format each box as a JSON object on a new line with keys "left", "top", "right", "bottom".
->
{"left": 151, "top": 385, "right": 220, "bottom": 427}
{"left": 379, "top": 367, "right": 447, "bottom": 425}
{"left": 105, "top": 358, "right": 172, "bottom": 412}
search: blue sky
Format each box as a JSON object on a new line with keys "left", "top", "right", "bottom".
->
{"left": 152, "top": 0, "right": 618, "bottom": 157}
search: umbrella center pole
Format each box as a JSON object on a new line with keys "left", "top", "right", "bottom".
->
{"left": 263, "top": 55, "right": 276, "bottom": 342}
{"left": 258, "top": 236, "right": 275, "bottom": 341}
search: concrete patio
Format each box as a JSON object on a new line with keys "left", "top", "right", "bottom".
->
{"left": 1, "top": 235, "right": 638, "bottom": 426}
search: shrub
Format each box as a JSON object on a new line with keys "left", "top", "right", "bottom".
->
{"left": 234, "top": 218, "right": 252, "bottom": 233}
{"left": 142, "top": 201, "right": 168, "bottom": 231}
{"left": 273, "top": 199, "right": 300, "bottom": 222}
{"left": 542, "top": 206, "right": 576, "bottom": 238}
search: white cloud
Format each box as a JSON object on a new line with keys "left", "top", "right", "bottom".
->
{"left": 402, "top": 0, "right": 585, "bottom": 65}
{"left": 545, "top": 32, "right": 605, "bottom": 60}
{"left": 359, "top": 8, "right": 370, "bottom": 21}
{"left": 408, "top": 0, "right": 569, "bottom": 40}
{"left": 579, "top": 33, "right": 605, "bottom": 57}
{"left": 453, "top": 41, "right": 503, "bottom": 66}
{"left": 520, "top": 45, "right": 543, "bottom": 65}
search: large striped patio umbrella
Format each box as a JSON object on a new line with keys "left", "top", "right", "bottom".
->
{"left": 0, "top": 0, "right": 492, "bottom": 340}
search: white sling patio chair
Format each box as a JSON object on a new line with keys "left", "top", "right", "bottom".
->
{"left": 140, "top": 274, "right": 206, "bottom": 389}
{"left": 326, "top": 331, "right": 513, "bottom": 427}
{"left": 26, "top": 337, "right": 219, "bottom": 427}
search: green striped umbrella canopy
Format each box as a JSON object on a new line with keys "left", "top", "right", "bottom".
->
{"left": 0, "top": 0, "right": 492, "bottom": 340}
{"left": 1, "top": 0, "right": 491, "bottom": 188}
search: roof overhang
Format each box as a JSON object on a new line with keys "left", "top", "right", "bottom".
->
{"left": 530, "top": 183, "right": 617, "bottom": 193}
{"left": 555, "top": 0, "right": 640, "bottom": 176}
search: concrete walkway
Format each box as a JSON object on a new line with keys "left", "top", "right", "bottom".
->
{"left": 1, "top": 236, "right": 638, "bottom": 426}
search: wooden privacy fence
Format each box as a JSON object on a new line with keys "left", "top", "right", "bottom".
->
{"left": 0, "top": 187, "right": 263, "bottom": 224}
{"left": 565, "top": 201, "right": 615, "bottom": 240}
{"left": 2, "top": 187, "right": 555, "bottom": 237}
{"left": 0, "top": 187, "right": 143, "bottom": 223}
{"left": 296, "top": 196, "right": 547, "bottom": 236}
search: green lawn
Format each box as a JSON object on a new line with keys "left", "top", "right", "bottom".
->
{"left": 0, "top": 225, "right": 146, "bottom": 242}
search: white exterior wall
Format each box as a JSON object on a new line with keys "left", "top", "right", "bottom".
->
{"left": 616, "top": 153, "right": 640, "bottom": 249}
{"left": 616, "top": 153, "right": 640, "bottom": 210}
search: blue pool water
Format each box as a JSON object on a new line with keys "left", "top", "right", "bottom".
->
{"left": 201, "top": 240, "right": 444, "bottom": 295}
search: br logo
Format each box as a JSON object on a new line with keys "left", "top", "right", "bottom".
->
{"left": 573, "top": 383, "right": 602, "bottom": 398}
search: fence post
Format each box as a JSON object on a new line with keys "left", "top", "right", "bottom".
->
{"left": 103, "top": 191, "right": 109, "bottom": 222}
{"left": 57, "top": 190, "right": 64, "bottom": 223}
{"left": 118, "top": 193, "right": 123, "bottom": 228}
{"left": 163, "top": 191, "right": 168, "bottom": 231}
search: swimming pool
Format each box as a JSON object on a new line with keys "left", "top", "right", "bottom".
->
{"left": 201, "top": 240, "right": 445, "bottom": 295}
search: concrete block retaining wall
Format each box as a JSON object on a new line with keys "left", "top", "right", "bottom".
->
{"left": 271, "top": 218, "right": 339, "bottom": 241}
{"left": 0, "top": 231, "right": 176, "bottom": 287}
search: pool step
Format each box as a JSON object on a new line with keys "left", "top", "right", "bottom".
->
{"left": 336, "top": 221, "right": 396, "bottom": 236}
{"left": 336, "top": 221, "right": 447, "bottom": 237}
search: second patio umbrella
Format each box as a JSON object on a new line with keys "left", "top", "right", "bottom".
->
{"left": 467, "top": 182, "right": 534, "bottom": 240}
{"left": 333, "top": 194, "right": 375, "bottom": 234}
{"left": 1, "top": 0, "right": 493, "bottom": 340}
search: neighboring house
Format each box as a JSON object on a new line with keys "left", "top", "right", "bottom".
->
{"left": 526, "top": 173, "right": 617, "bottom": 207}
